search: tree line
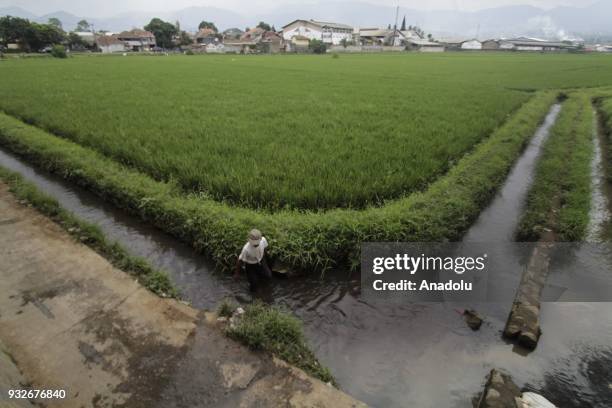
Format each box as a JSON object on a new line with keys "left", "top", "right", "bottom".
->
{"left": 1, "top": 14, "right": 278, "bottom": 53}
{"left": 0, "top": 16, "right": 96, "bottom": 52}
{"left": 144, "top": 18, "right": 276, "bottom": 49}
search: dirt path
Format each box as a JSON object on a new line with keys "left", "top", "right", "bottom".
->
{"left": 0, "top": 183, "right": 365, "bottom": 408}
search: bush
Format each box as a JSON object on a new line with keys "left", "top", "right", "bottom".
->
{"left": 185, "top": 49, "right": 194, "bottom": 55}
{"left": 50, "top": 44, "right": 67, "bottom": 59}
{"left": 309, "top": 39, "right": 327, "bottom": 54}
{"left": 225, "top": 301, "right": 335, "bottom": 384}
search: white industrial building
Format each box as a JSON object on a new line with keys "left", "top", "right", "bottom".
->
{"left": 282, "top": 19, "right": 353, "bottom": 45}
{"left": 461, "top": 39, "right": 483, "bottom": 50}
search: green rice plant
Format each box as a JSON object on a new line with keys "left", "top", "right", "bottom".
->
{"left": 517, "top": 92, "right": 594, "bottom": 241}
{"left": 0, "top": 166, "right": 178, "bottom": 297}
{"left": 225, "top": 301, "right": 335, "bottom": 385}
{"left": 4, "top": 54, "right": 612, "bottom": 210}
{"left": 0, "top": 91, "right": 559, "bottom": 272}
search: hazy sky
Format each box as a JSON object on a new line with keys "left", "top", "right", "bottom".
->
{"left": 0, "top": 0, "right": 597, "bottom": 17}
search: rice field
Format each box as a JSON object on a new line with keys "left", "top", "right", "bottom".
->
{"left": 2, "top": 53, "right": 612, "bottom": 210}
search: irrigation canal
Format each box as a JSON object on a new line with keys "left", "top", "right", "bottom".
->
{"left": 0, "top": 103, "right": 611, "bottom": 407}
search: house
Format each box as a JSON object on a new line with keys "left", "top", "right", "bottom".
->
{"left": 499, "top": 41, "right": 516, "bottom": 50}
{"left": 282, "top": 19, "right": 353, "bottom": 45}
{"left": 240, "top": 27, "right": 265, "bottom": 42}
{"left": 117, "top": 29, "right": 156, "bottom": 51}
{"left": 223, "top": 29, "right": 282, "bottom": 54}
{"left": 356, "top": 28, "right": 424, "bottom": 47}
{"left": 357, "top": 28, "right": 404, "bottom": 46}
{"left": 437, "top": 38, "right": 465, "bottom": 50}
{"left": 96, "top": 36, "right": 126, "bottom": 53}
{"left": 407, "top": 38, "right": 445, "bottom": 52}
{"left": 195, "top": 28, "right": 218, "bottom": 45}
{"left": 259, "top": 31, "right": 283, "bottom": 53}
{"left": 222, "top": 28, "right": 244, "bottom": 41}
{"left": 461, "top": 39, "right": 482, "bottom": 50}
{"left": 482, "top": 40, "right": 500, "bottom": 50}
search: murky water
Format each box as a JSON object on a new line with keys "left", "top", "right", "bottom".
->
{"left": 1, "top": 102, "right": 611, "bottom": 407}
{"left": 587, "top": 108, "right": 610, "bottom": 242}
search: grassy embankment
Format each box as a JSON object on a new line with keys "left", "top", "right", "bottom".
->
{"left": 218, "top": 300, "right": 335, "bottom": 385}
{"left": 0, "top": 91, "right": 558, "bottom": 271}
{"left": 517, "top": 92, "right": 594, "bottom": 241}
{"left": 597, "top": 96, "right": 612, "bottom": 238}
{"left": 0, "top": 166, "right": 177, "bottom": 297}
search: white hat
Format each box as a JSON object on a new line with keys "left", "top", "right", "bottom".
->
{"left": 248, "top": 229, "right": 262, "bottom": 246}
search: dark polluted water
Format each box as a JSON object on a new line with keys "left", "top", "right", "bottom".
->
{"left": 0, "top": 103, "right": 611, "bottom": 407}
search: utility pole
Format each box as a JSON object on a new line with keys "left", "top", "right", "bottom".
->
{"left": 91, "top": 23, "right": 96, "bottom": 50}
{"left": 393, "top": 5, "right": 399, "bottom": 46}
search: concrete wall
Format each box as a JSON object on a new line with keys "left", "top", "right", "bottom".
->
{"left": 99, "top": 44, "right": 126, "bottom": 54}
{"left": 328, "top": 45, "right": 406, "bottom": 53}
{"left": 419, "top": 46, "right": 445, "bottom": 53}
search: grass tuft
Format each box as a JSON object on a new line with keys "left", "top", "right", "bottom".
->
{"left": 217, "top": 298, "right": 237, "bottom": 318}
{"left": 225, "top": 301, "right": 335, "bottom": 385}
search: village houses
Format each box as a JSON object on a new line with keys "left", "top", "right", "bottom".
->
{"left": 116, "top": 29, "right": 156, "bottom": 52}
{"left": 59, "top": 14, "right": 598, "bottom": 56}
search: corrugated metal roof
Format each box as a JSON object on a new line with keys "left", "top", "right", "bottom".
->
{"left": 507, "top": 38, "right": 573, "bottom": 48}
{"left": 359, "top": 29, "right": 393, "bottom": 37}
{"left": 409, "top": 39, "right": 442, "bottom": 46}
{"left": 310, "top": 20, "right": 353, "bottom": 30}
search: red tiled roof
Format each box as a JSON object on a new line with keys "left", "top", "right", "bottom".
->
{"left": 96, "top": 35, "right": 123, "bottom": 46}
{"left": 117, "top": 29, "right": 155, "bottom": 39}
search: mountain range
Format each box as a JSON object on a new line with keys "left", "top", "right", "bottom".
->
{"left": 1, "top": 1, "right": 611, "bottom": 41}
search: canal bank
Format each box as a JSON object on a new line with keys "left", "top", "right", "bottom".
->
{"left": 0, "top": 182, "right": 365, "bottom": 408}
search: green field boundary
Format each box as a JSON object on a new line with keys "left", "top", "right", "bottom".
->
{"left": 0, "top": 91, "right": 558, "bottom": 272}
{"left": 517, "top": 92, "right": 594, "bottom": 241}
{"left": 595, "top": 95, "right": 612, "bottom": 239}
{"left": 0, "top": 166, "right": 178, "bottom": 297}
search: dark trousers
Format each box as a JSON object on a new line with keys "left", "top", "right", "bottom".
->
{"left": 245, "top": 261, "right": 272, "bottom": 292}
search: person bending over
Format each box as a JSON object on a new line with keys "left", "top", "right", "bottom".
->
{"left": 234, "top": 229, "right": 272, "bottom": 292}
